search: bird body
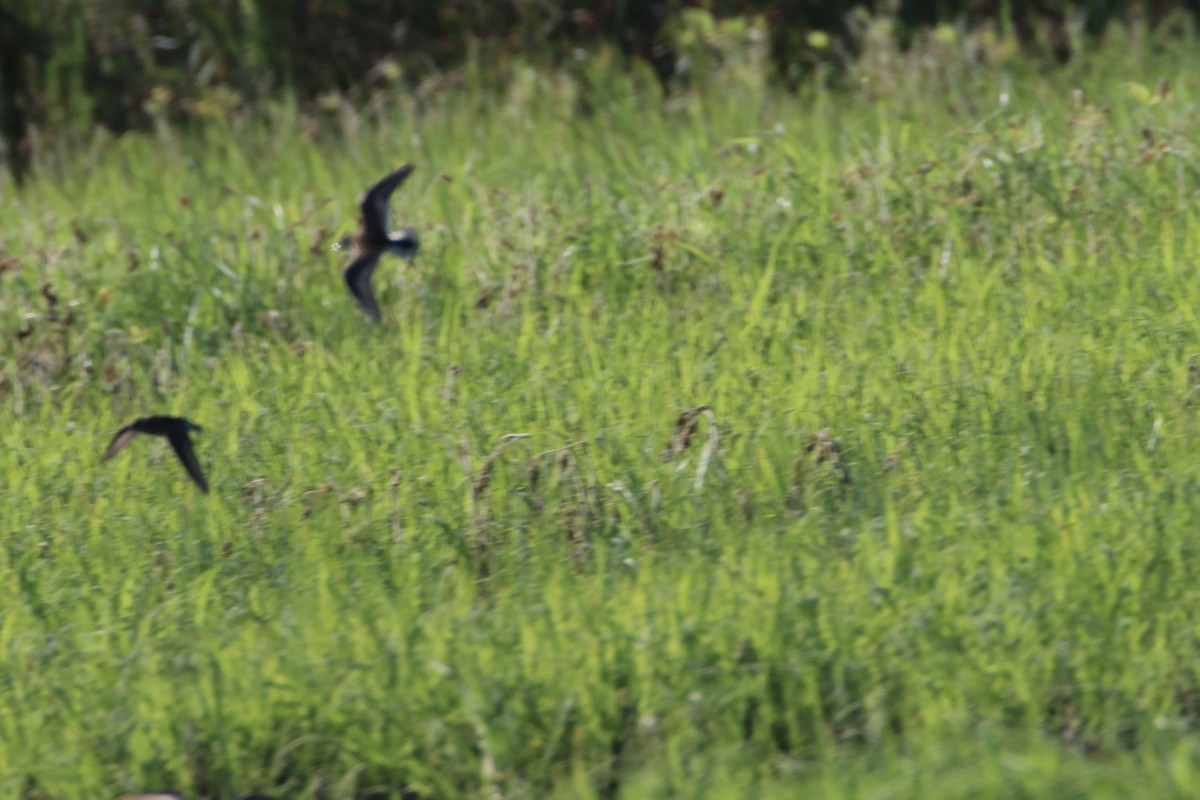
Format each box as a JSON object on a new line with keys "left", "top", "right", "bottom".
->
{"left": 341, "top": 164, "right": 419, "bottom": 322}
{"left": 102, "top": 416, "right": 208, "bottom": 493}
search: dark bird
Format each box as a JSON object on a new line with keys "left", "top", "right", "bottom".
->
{"left": 336, "top": 164, "right": 420, "bottom": 322}
{"left": 102, "top": 416, "right": 209, "bottom": 493}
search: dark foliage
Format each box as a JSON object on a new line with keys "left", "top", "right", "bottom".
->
{"left": 0, "top": 0, "right": 1196, "bottom": 182}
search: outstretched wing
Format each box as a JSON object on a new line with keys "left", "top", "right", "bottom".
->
{"left": 102, "top": 424, "right": 142, "bottom": 460}
{"left": 344, "top": 250, "right": 384, "bottom": 322}
{"left": 360, "top": 164, "right": 415, "bottom": 243}
{"left": 166, "top": 428, "right": 209, "bottom": 493}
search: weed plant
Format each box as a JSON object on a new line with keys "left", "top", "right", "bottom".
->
{"left": 3, "top": 25, "right": 1200, "bottom": 800}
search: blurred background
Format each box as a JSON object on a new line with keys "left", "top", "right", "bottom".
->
{"left": 2, "top": 0, "right": 1198, "bottom": 185}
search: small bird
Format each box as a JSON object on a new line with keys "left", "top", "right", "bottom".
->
{"left": 337, "top": 164, "right": 420, "bottom": 322}
{"left": 102, "top": 416, "right": 209, "bottom": 493}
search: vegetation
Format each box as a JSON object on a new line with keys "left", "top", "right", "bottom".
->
{"left": 4, "top": 14, "right": 1200, "bottom": 800}
{"left": 3, "top": 0, "right": 1199, "bottom": 183}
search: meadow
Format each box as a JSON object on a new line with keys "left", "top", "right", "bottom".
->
{"left": 4, "top": 23, "right": 1200, "bottom": 800}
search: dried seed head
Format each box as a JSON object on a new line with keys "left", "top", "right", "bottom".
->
{"left": 527, "top": 458, "right": 541, "bottom": 490}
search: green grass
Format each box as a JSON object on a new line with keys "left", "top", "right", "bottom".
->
{"left": 4, "top": 27, "right": 1200, "bottom": 800}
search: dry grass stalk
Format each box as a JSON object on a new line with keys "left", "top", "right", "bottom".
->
{"left": 660, "top": 405, "right": 724, "bottom": 490}
{"left": 471, "top": 433, "right": 533, "bottom": 501}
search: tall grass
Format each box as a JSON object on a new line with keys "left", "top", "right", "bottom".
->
{"left": 3, "top": 29, "right": 1200, "bottom": 800}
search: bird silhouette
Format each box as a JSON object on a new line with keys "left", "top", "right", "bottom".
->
{"left": 102, "top": 416, "right": 208, "bottom": 493}
{"left": 337, "top": 164, "right": 420, "bottom": 322}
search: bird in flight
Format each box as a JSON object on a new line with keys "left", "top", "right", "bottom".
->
{"left": 336, "top": 164, "right": 420, "bottom": 322}
{"left": 102, "top": 416, "right": 209, "bottom": 493}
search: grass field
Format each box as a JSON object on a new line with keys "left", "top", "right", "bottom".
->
{"left": 4, "top": 26, "right": 1200, "bottom": 800}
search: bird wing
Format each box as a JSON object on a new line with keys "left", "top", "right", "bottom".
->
{"left": 102, "top": 425, "right": 142, "bottom": 460}
{"left": 360, "top": 164, "right": 415, "bottom": 243}
{"left": 166, "top": 428, "right": 209, "bottom": 493}
{"left": 344, "top": 250, "right": 384, "bottom": 322}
